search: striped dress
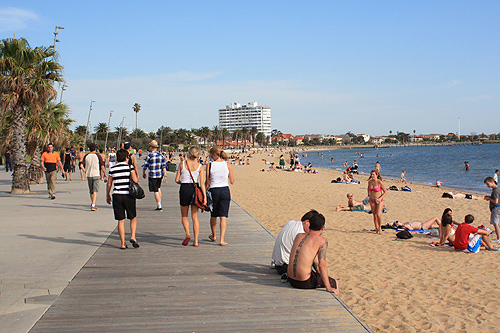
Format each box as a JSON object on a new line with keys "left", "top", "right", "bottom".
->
{"left": 109, "top": 162, "right": 133, "bottom": 195}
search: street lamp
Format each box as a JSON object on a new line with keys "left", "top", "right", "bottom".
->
{"left": 116, "top": 117, "right": 126, "bottom": 149}
{"left": 104, "top": 110, "right": 114, "bottom": 152}
{"left": 59, "top": 83, "right": 68, "bottom": 103}
{"left": 53, "top": 26, "right": 64, "bottom": 51}
{"left": 84, "top": 101, "right": 96, "bottom": 150}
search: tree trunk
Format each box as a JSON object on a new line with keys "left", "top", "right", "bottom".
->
{"left": 11, "top": 105, "right": 30, "bottom": 194}
{"left": 29, "top": 146, "right": 44, "bottom": 184}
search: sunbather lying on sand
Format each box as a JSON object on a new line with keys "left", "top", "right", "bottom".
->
{"left": 394, "top": 218, "right": 440, "bottom": 230}
{"left": 336, "top": 193, "right": 370, "bottom": 212}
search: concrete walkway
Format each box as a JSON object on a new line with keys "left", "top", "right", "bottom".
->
{"left": 1, "top": 165, "right": 372, "bottom": 332}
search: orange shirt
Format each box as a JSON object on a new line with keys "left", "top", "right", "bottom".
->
{"left": 41, "top": 151, "right": 61, "bottom": 164}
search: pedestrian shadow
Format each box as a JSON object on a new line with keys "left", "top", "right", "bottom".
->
{"left": 17, "top": 233, "right": 116, "bottom": 248}
{"left": 216, "top": 262, "right": 284, "bottom": 287}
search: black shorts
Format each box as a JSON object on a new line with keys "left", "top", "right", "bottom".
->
{"left": 179, "top": 183, "right": 195, "bottom": 206}
{"left": 112, "top": 194, "right": 137, "bottom": 220}
{"left": 148, "top": 177, "right": 162, "bottom": 192}
{"left": 288, "top": 270, "right": 337, "bottom": 290}
{"left": 63, "top": 164, "right": 72, "bottom": 172}
{"left": 209, "top": 186, "right": 231, "bottom": 218}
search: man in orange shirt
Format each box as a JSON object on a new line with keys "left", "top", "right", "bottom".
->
{"left": 41, "top": 143, "right": 65, "bottom": 199}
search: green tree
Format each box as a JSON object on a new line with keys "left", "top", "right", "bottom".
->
{"left": 250, "top": 126, "right": 258, "bottom": 147}
{"left": 75, "top": 125, "right": 87, "bottom": 137}
{"left": 221, "top": 128, "right": 230, "bottom": 147}
{"left": 211, "top": 126, "right": 221, "bottom": 145}
{"left": 0, "top": 38, "right": 63, "bottom": 193}
{"left": 241, "top": 127, "right": 249, "bottom": 146}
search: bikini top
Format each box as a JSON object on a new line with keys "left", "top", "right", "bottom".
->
{"left": 369, "top": 186, "right": 382, "bottom": 192}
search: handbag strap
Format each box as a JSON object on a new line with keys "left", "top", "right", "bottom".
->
{"left": 185, "top": 161, "right": 197, "bottom": 186}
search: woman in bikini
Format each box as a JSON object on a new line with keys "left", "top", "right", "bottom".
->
{"left": 368, "top": 169, "right": 386, "bottom": 234}
{"left": 438, "top": 208, "right": 458, "bottom": 246}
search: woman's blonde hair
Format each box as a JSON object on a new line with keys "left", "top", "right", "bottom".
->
{"left": 209, "top": 146, "right": 228, "bottom": 160}
{"left": 188, "top": 146, "right": 200, "bottom": 159}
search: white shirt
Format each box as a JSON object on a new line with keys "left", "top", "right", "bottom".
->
{"left": 85, "top": 153, "right": 100, "bottom": 178}
{"left": 180, "top": 161, "right": 202, "bottom": 184}
{"left": 209, "top": 161, "right": 229, "bottom": 188}
{"left": 271, "top": 220, "right": 305, "bottom": 266}
{"left": 494, "top": 173, "right": 498, "bottom": 183}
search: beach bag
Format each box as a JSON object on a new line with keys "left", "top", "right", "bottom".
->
{"left": 204, "top": 189, "right": 213, "bottom": 212}
{"left": 401, "top": 186, "right": 411, "bottom": 192}
{"left": 129, "top": 181, "right": 145, "bottom": 199}
{"left": 186, "top": 162, "right": 206, "bottom": 210}
{"left": 389, "top": 185, "right": 399, "bottom": 191}
{"left": 442, "top": 192, "right": 453, "bottom": 198}
{"left": 396, "top": 230, "right": 413, "bottom": 239}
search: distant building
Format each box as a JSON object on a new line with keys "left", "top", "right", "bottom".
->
{"left": 219, "top": 102, "right": 271, "bottom": 137}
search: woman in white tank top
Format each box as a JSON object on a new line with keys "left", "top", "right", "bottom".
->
{"left": 175, "top": 146, "right": 207, "bottom": 247}
{"left": 205, "top": 146, "right": 235, "bottom": 246}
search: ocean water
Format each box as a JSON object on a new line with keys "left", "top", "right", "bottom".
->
{"left": 300, "top": 143, "right": 500, "bottom": 194}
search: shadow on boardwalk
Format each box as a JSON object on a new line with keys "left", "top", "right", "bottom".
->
{"left": 30, "top": 178, "right": 372, "bottom": 332}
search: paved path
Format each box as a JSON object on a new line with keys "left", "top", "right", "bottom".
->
{"left": 0, "top": 165, "right": 372, "bottom": 332}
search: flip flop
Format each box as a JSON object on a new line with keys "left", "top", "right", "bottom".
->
{"left": 193, "top": 244, "right": 199, "bottom": 247}
{"left": 120, "top": 245, "right": 128, "bottom": 250}
{"left": 208, "top": 234, "right": 216, "bottom": 242}
{"left": 130, "top": 239, "right": 140, "bottom": 248}
{"left": 219, "top": 242, "right": 228, "bottom": 246}
{"left": 182, "top": 236, "right": 191, "bottom": 246}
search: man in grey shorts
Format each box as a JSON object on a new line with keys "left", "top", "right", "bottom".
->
{"left": 484, "top": 177, "right": 500, "bottom": 242}
{"left": 83, "top": 143, "right": 106, "bottom": 211}
{"left": 336, "top": 193, "right": 370, "bottom": 212}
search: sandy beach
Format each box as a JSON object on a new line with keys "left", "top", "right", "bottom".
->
{"left": 228, "top": 148, "right": 499, "bottom": 332}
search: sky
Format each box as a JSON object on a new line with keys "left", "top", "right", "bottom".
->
{"left": 1, "top": 1, "right": 499, "bottom": 136}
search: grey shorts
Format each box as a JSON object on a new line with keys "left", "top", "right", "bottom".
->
{"left": 88, "top": 176, "right": 100, "bottom": 194}
{"left": 350, "top": 204, "right": 364, "bottom": 211}
{"left": 490, "top": 206, "right": 500, "bottom": 225}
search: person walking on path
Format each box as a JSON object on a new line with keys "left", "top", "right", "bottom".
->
{"left": 76, "top": 147, "right": 86, "bottom": 181}
{"left": 124, "top": 142, "right": 138, "bottom": 172}
{"left": 62, "top": 148, "right": 73, "bottom": 181}
{"left": 108, "top": 148, "right": 117, "bottom": 169}
{"left": 175, "top": 146, "right": 207, "bottom": 247}
{"left": 106, "top": 149, "right": 140, "bottom": 250}
{"left": 142, "top": 140, "right": 167, "bottom": 211}
{"left": 83, "top": 143, "right": 106, "bottom": 211}
{"left": 484, "top": 177, "right": 500, "bottom": 243}
{"left": 368, "top": 169, "right": 386, "bottom": 234}
{"left": 4, "top": 149, "right": 12, "bottom": 172}
{"left": 98, "top": 149, "right": 107, "bottom": 180}
{"left": 206, "top": 146, "right": 235, "bottom": 246}
{"left": 41, "top": 143, "right": 65, "bottom": 199}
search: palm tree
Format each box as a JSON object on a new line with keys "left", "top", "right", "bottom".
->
{"left": 232, "top": 129, "right": 240, "bottom": 147}
{"left": 241, "top": 127, "right": 249, "bottom": 147}
{"left": 0, "top": 38, "right": 63, "bottom": 193}
{"left": 75, "top": 125, "right": 87, "bottom": 137}
{"left": 212, "top": 126, "right": 221, "bottom": 145}
{"left": 221, "top": 128, "right": 230, "bottom": 148}
{"left": 133, "top": 103, "right": 141, "bottom": 138}
{"left": 200, "top": 126, "right": 211, "bottom": 146}
{"left": 255, "top": 132, "right": 265, "bottom": 147}
{"left": 250, "top": 127, "right": 258, "bottom": 147}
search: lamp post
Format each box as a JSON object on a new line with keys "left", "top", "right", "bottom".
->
{"left": 59, "top": 83, "right": 68, "bottom": 103}
{"left": 53, "top": 26, "right": 65, "bottom": 51}
{"left": 104, "top": 110, "right": 114, "bottom": 153}
{"left": 116, "top": 117, "right": 126, "bottom": 149}
{"left": 84, "top": 101, "right": 96, "bottom": 151}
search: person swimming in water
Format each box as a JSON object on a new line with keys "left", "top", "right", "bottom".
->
{"left": 464, "top": 161, "right": 470, "bottom": 171}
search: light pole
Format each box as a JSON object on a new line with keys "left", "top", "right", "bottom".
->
{"left": 84, "top": 101, "right": 96, "bottom": 151}
{"left": 104, "top": 110, "right": 114, "bottom": 153}
{"left": 116, "top": 117, "right": 126, "bottom": 149}
{"left": 59, "top": 83, "right": 68, "bottom": 103}
{"left": 53, "top": 26, "right": 65, "bottom": 51}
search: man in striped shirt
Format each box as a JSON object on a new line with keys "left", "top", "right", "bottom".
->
{"left": 106, "top": 149, "right": 140, "bottom": 250}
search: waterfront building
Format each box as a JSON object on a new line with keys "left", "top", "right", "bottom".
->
{"left": 219, "top": 102, "right": 271, "bottom": 137}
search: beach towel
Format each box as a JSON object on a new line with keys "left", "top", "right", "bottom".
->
{"left": 401, "top": 186, "right": 411, "bottom": 192}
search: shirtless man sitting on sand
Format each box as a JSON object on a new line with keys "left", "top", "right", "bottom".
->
{"left": 336, "top": 193, "right": 370, "bottom": 212}
{"left": 287, "top": 211, "right": 339, "bottom": 295}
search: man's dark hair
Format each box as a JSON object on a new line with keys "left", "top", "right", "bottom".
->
{"left": 116, "top": 149, "right": 129, "bottom": 162}
{"left": 65, "top": 148, "right": 70, "bottom": 152}
{"left": 88, "top": 143, "right": 97, "bottom": 152}
{"left": 485, "top": 177, "right": 495, "bottom": 184}
{"left": 99, "top": 148, "right": 103, "bottom": 153}
{"left": 465, "top": 214, "right": 474, "bottom": 224}
{"left": 301, "top": 209, "right": 319, "bottom": 222}
{"left": 80, "top": 147, "right": 84, "bottom": 151}
{"left": 308, "top": 211, "right": 326, "bottom": 231}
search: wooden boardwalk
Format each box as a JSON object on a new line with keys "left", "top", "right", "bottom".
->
{"left": 30, "top": 176, "right": 372, "bottom": 332}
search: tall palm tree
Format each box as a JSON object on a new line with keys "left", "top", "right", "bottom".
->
{"left": 200, "top": 126, "right": 211, "bottom": 146}
{"left": 212, "top": 126, "right": 221, "bottom": 145}
{"left": 75, "top": 125, "right": 87, "bottom": 137}
{"left": 0, "top": 38, "right": 63, "bottom": 193}
{"left": 221, "top": 128, "right": 230, "bottom": 148}
{"left": 250, "top": 127, "right": 258, "bottom": 147}
{"left": 255, "top": 132, "right": 265, "bottom": 147}
{"left": 232, "top": 129, "right": 241, "bottom": 147}
{"left": 133, "top": 103, "right": 141, "bottom": 139}
{"left": 241, "top": 127, "right": 249, "bottom": 147}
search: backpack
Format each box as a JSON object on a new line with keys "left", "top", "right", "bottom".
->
{"left": 401, "top": 186, "right": 411, "bottom": 192}
{"left": 396, "top": 230, "right": 413, "bottom": 239}
{"left": 389, "top": 185, "right": 399, "bottom": 191}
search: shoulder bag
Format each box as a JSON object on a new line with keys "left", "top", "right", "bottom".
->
{"left": 186, "top": 162, "right": 206, "bottom": 210}
{"left": 129, "top": 166, "right": 145, "bottom": 199}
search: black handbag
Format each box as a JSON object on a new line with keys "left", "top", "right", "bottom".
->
{"left": 128, "top": 166, "right": 145, "bottom": 199}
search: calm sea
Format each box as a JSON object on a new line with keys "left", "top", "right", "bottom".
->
{"left": 302, "top": 143, "right": 500, "bottom": 194}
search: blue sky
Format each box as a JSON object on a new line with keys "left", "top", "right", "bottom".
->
{"left": 1, "top": 1, "right": 499, "bottom": 136}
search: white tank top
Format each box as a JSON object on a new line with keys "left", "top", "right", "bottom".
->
{"left": 180, "top": 160, "right": 201, "bottom": 184}
{"left": 209, "top": 161, "right": 229, "bottom": 188}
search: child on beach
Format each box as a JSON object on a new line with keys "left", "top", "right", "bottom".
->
{"left": 454, "top": 214, "right": 498, "bottom": 252}
{"left": 399, "top": 170, "right": 406, "bottom": 183}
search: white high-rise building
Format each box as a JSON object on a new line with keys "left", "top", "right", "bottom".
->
{"left": 219, "top": 102, "right": 271, "bottom": 137}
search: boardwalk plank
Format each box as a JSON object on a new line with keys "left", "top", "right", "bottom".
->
{"left": 30, "top": 176, "right": 372, "bottom": 332}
